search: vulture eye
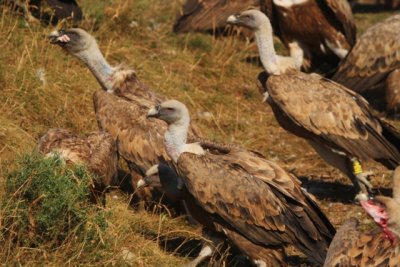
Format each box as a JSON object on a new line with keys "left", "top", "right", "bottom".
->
{"left": 165, "top": 107, "right": 175, "bottom": 111}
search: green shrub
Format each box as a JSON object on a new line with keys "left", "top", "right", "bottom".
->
{"left": 1, "top": 152, "right": 108, "bottom": 249}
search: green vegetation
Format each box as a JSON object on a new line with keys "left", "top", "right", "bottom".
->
{"left": 0, "top": 1, "right": 398, "bottom": 266}
{"left": 1, "top": 152, "right": 107, "bottom": 252}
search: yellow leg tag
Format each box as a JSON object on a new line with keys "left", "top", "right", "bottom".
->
{"left": 352, "top": 160, "right": 363, "bottom": 175}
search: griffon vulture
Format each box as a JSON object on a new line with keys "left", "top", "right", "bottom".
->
{"left": 332, "top": 14, "right": 400, "bottom": 115}
{"left": 7, "top": 0, "right": 83, "bottom": 25}
{"left": 226, "top": 9, "right": 400, "bottom": 196}
{"left": 146, "top": 100, "right": 335, "bottom": 266}
{"left": 259, "top": 0, "right": 356, "bottom": 72}
{"left": 173, "top": 0, "right": 260, "bottom": 33}
{"left": 38, "top": 128, "right": 118, "bottom": 204}
{"left": 324, "top": 166, "right": 400, "bottom": 266}
{"left": 48, "top": 28, "right": 201, "bottom": 205}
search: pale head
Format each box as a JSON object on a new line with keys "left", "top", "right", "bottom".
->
{"left": 360, "top": 166, "right": 400, "bottom": 242}
{"left": 147, "top": 100, "right": 190, "bottom": 125}
{"left": 49, "top": 28, "right": 97, "bottom": 56}
{"left": 226, "top": 9, "right": 270, "bottom": 31}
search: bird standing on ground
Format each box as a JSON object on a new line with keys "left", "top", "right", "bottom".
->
{"left": 48, "top": 28, "right": 201, "bottom": 206}
{"left": 332, "top": 14, "right": 400, "bottom": 115}
{"left": 226, "top": 9, "right": 400, "bottom": 197}
{"left": 146, "top": 99, "right": 335, "bottom": 266}
{"left": 259, "top": 0, "right": 356, "bottom": 72}
{"left": 324, "top": 166, "right": 400, "bottom": 266}
{"left": 38, "top": 128, "right": 118, "bottom": 204}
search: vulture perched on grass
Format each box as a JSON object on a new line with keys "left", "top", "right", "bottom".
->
{"left": 324, "top": 166, "right": 400, "bottom": 266}
{"left": 38, "top": 128, "right": 118, "bottom": 204}
{"left": 226, "top": 9, "right": 400, "bottom": 197}
{"left": 332, "top": 14, "right": 400, "bottom": 115}
{"left": 260, "top": 0, "right": 356, "bottom": 72}
{"left": 48, "top": 28, "right": 201, "bottom": 206}
{"left": 146, "top": 99, "right": 335, "bottom": 266}
{"left": 5, "top": 0, "right": 83, "bottom": 25}
{"left": 173, "top": 0, "right": 260, "bottom": 33}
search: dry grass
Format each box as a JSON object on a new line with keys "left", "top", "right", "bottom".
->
{"left": 0, "top": 1, "right": 398, "bottom": 266}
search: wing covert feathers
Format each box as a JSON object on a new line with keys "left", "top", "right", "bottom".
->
{"left": 324, "top": 218, "right": 400, "bottom": 267}
{"left": 267, "top": 71, "right": 400, "bottom": 166}
{"left": 176, "top": 149, "right": 335, "bottom": 264}
{"left": 333, "top": 15, "right": 400, "bottom": 93}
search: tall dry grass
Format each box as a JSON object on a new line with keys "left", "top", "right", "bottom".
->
{"left": 0, "top": 0, "right": 398, "bottom": 265}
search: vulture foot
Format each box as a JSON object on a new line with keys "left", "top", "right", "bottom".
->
{"left": 184, "top": 244, "right": 213, "bottom": 267}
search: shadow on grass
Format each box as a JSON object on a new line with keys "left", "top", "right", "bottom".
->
{"left": 299, "top": 176, "right": 392, "bottom": 203}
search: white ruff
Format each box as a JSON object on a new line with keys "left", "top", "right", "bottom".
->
{"left": 273, "top": 0, "right": 308, "bottom": 8}
{"left": 164, "top": 122, "right": 189, "bottom": 163}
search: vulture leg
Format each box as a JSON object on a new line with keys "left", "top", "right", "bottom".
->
{"left": 184, "top": 244, "right": 213, "bottom": 267}
{"left": 385, "top": 69, "right": 400, "bottom": 117}
{"left": 308, "top": 141, "right": 373, "bottom": 196}
{"left": 130, "top": 171, "right": 154, "bottom": 208}
{"left": 185, "top": 231, "right": 224, "bottom": 267}
{"left": 347, "top": 158, "right": 373, "bottom": 196}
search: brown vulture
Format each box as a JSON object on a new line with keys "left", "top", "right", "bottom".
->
{"left": 324, "top": 166, "right": 400, "bottom": 266}
{"left": 38, "top": 128, "right": 118, "bottom": 204}
{"left": 173, "top": 0, "right": 260, "bottom": 33}
{"left": 5, "top": 0, "right": 83, "bottom": 25}
{"left": 259, "top": 0, "right": 356, "bottom": 72}
{"left": 226, "top": 9, "right": 400, "bottom": 196}
{"left": 332, "top": 14, "right": 400, "bottom": 115}
{"left": 48, "top": 28, "right": 201, "bottom": 206}
{"left": 146, "top": 99, "right": 335, "bottom": 266}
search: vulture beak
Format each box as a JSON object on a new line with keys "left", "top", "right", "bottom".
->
{"left": 48, "top": 30, "right": 70, "bottom": 44}
{"left": 136, "top": 178, "right": 147, "bottom": 189}
{"left": 147, "top": 106, "right": 160, "bottom": 118}
{"left": 137, "top": 164, "right": 160, "bottom": 189}
{"left": 226, "top": 14, "right": 241, "bottom": 25}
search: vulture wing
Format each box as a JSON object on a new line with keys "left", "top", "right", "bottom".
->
{"left": 324, "top": 0, "right": 356, "bottom": 46}
{"left": 38, "top": 128, "right": 118, "bottom": 187}
{"left": 176, "top": 148, "right": 335, "bottom": 264}
{"left": 332, "top": 15, "right": 400, "bottom": 93}
{"left": 173, "top": 0, "right": 259, "bottom": 33}
{"left": 266, "top": 71, "right": 400, "bottom": 166}
{"left": 324, "top": 218, "right": 400, "bottom": 266}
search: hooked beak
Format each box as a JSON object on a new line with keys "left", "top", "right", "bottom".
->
{"left": 226, "top": 14, "right": 241, "bottom": 25}
{"left": 48, "top": 30, "right": 70, "bottom": 45}
{"left": 136, "top": 178, "right": 148, "bottom": 189}
{"left": 147, "top": 106, "right": 160, "bottom": 118}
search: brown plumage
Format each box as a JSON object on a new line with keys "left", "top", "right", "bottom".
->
{"left": 324, "top": 166, "right": 400, "bottom": 266}
{"left": 147, "top": 100, "right": 335, "bottom": 266}
{"left": 48, "top": 28, "right": 201, "bottom": 205}
{"left": 173, "top": 0, "right": 259, "bottom": 33}
{"left": 323, "top": 218, "right": 400, "bottom": 267}
{"left": 260, "top": 0, "right": 356, "bottom": 71}
{"left": 332, "top": 14, "right": 400, "bottom": 114}
{"left": 228, "top": 9, "right": 400, "bottom": 195}
{"left": 38, "top": 128, "right": 118, "bottom": 203}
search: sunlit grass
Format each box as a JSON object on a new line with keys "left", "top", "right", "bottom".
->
{"left": 0, "top": 1, "right": 396, "bottom": 265}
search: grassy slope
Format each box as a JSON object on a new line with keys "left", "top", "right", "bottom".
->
{"left": 0, "top": 1, "right": 398, "bottom": 265}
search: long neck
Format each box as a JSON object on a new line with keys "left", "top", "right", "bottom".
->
{"left": 164, "top": 117, "right": 190, "bottom": 162}
{"left": 74, "top": 44, "right": 114, "bottom": 92}
{"left": 254, "top": 23, "right": 279, "bottom": 74}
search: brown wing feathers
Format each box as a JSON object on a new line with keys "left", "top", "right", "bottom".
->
{"left": 177, "top": 151, "right": 335, "bottom": 264}
{"left": 267, "top": 71, "right": 400, "bottom": 166}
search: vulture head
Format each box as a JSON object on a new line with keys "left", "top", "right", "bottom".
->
{"left": 360, "top": 166, "right": 400, "bottom": 243}
{"left": 49, "top": 28, "right": 97, "bottom": 56}
{"left": 226, "top": 9, "right": 270, "bottom": 31}
{"left": 147, "top": 100, "right": 190, "bottom": 126}
{"left": 137, "top": 164, "right": 185, "bottom": 203}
